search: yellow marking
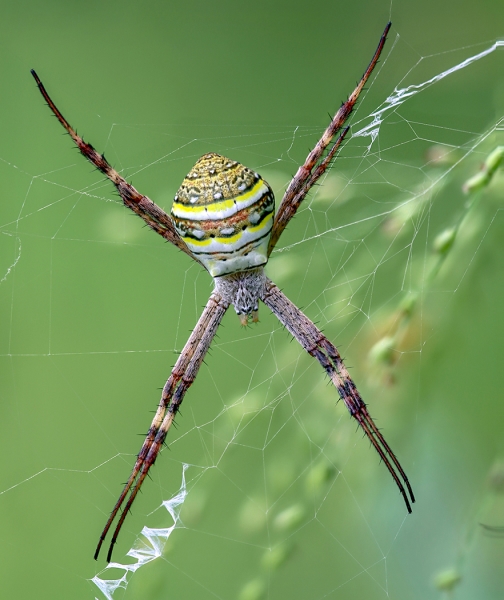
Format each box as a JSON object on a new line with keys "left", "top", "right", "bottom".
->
{"left": 173, "top": 180, "right": 266, "bottom": 216}
{"left": 183, "top": 212, "right": 273, "bottom": 248}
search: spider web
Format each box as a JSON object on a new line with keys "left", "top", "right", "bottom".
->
{"left": 2, "top": 18, "right": 504, "bottom": 600}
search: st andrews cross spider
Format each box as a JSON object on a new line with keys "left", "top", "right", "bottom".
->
{"left": 31, "top": 21, "right": 414, "bottom": 563}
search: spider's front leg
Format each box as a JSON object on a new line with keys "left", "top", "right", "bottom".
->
{"left": 261, "top": 279, "right": 415, "bottom": 512}
{"left": 95, "top": 291, "right": 229, "bottom": 563}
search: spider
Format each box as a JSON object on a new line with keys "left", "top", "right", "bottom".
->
{"left": 31, "top": 21, "right": 414, "bottom": 563}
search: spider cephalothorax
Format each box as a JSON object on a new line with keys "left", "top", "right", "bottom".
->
{"left": 31, "top": 21, "right": 414, "bottom": 564}
{"left": 214, "top": 267, "right": 267, "bottom": 325}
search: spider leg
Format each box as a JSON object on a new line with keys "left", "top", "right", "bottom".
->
{"left": 268, "top": 22, "right": 391, "bottom": 255}
{"left": 94, "top": 291, "right": 229, "bottom": 562}
{"left": 261, "top": 278, "right": 414, "bottom": 512}
{"left": 30, "top": 70, "right": 198, "bottom": 264}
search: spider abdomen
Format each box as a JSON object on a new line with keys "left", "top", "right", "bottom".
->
{"left": 171, "top": 153, "right": 275, "bottom": 277}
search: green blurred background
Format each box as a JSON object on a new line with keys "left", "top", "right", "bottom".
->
{"left": 1, "top": 0, "right": 504, "bottom": 599}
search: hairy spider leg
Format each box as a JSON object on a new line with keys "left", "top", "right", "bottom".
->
{"left": 268, "top": 21, "right": 391, "bottom": 254}
{"left": 30, "top": 69, "right": 196, "bottom": 263}
{"left": 93, "top": 292, "right": 228, "bottom": 561}
{"left": 261, "top": 279, "right": 415, "bottom": 510}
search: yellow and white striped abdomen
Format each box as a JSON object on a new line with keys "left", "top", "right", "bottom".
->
{"left": 171, "top": 153, "right": 275, "bottom": 277}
